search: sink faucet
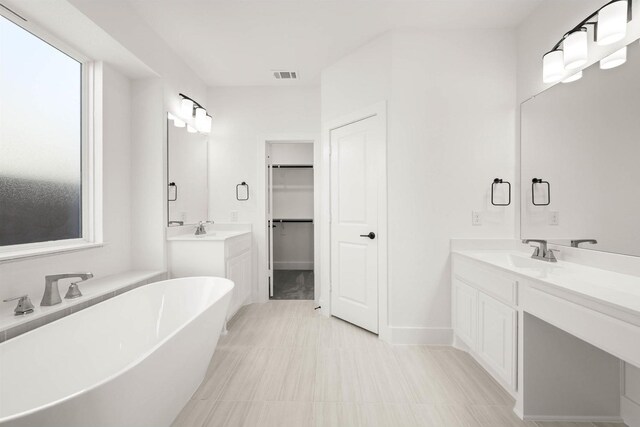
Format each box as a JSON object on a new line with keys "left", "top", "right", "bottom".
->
{"left": 194, "top": 220, "right": 214, "bottom": 236}
{"left": 522, "top": 239, "right": 557, "bottom": 263}
{"left": 41, "top": 273, "right": 94, "bottom": 306}
{"left": 571, "top": 239, "right": 598, "bottom": 248}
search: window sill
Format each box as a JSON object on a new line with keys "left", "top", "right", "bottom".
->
{"left": 0, "top": 241, "right": 104, "bottom": 263}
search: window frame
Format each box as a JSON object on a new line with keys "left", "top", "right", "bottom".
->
{"left": 0, "top": 9, "right": 102, "bottom": 262}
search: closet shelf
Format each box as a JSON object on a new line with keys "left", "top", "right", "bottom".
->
{"left": 272, "top": 185, "right": 313, "bottom": 190}
{"left": 271, "top": 218, "right": 313, "bottom": 223}
{"left": 271, "top": 164, "right": 313, "bottom": 169}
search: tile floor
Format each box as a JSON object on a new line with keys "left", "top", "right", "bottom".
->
{"left": 271, "top": 270, "right": 314, "bottom": 300}
{"left": 172, "top": 301, "right": 626, "bottom": 427}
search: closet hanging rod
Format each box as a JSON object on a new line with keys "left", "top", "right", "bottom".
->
{"left": 271, "top": 219, "right": 313, "bottom": 223}
{"left": 271, "top": 164, "right": 313, "bottom": 169}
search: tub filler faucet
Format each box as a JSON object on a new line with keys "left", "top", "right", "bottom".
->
{"left": 41, "top": 273, "right": 94, "bottom": 306}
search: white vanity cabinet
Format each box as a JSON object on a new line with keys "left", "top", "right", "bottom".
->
{"left": 167, "top": 230, "right": 252, "bottom": 319}
{"left": 452, "top": 255, "right": 518, "bottom": 393}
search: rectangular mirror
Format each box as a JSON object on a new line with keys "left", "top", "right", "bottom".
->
{"left": 167, "top": 116, "right": 209, "bottom": 226}
{"left": 521, "top": 39, "right": 640, "bottom": 257}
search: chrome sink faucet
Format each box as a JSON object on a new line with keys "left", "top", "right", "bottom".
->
{"left": 195, "top": 220, "right": 214, "bottom": 236}
{"left": 522, "top": 239, "right": 557, "bottom": 263}
{"left": 41, "top": 273, "right": 94, "bottom": 306}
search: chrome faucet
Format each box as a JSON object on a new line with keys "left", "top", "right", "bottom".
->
{"left": 571, "top": 239, "right": 598, "bottom": 248}
{"left": 194, "top": 220, "right": 214, "bottom": 236}
{"left": 522, "top": 239, "right": 557, "bottom": 263}
{"left": 41, "top": 273, "right": 93, "bottom": 306}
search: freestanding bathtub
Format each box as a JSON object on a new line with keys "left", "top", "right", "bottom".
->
{"left": 0, "top": 276, "right": 233, "bottom": 427}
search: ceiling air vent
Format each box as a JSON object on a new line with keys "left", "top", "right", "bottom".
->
{"left": 273, "top": 71, "right": 298, "bottom": 80}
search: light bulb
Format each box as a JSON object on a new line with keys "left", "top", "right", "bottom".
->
{"left": 563, "top": 29, "right": 588, "bottom": 70}
{"left": 600, "top": 46, "right": 627, "bottom": 69}
{"left": 181, "top": 98, "right": 194, "bottom": 118}
{"left": 195, "top": 107, "right": 208, "bottom": 132}
{"left": 562, "top": 70, "right": 583, "bottom": 83}
{"left": 202, "top": 115, "right": 212, "bottom": 133}
{"left": 173, "top": 117, "right": 186, "bottom": 128}
{"left": 543, "top": 50, "right": 565, "bottom": 83}
{"left": 597, "top": 0, "right": 628, "bottom": 46}
{"left": 187, "top": 124, "right": 197, "bottom": 133}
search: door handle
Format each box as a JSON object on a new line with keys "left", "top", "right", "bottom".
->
{"left": 360, "top": 232, "right": 376, "bottom": 240}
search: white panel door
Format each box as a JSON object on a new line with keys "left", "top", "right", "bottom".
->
{"left": 330, "top": 115, "right": 381, "bottom": 333}
{"left": 477, "top": 292, "right": 517, "bottom": 390}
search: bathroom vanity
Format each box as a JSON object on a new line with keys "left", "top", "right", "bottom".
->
{"left": 452, "top": 246, "right": 640, "bottom": 423}
{"left": 167, "top": 228, "right": 252, "bottom": 319}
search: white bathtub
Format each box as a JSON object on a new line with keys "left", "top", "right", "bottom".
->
{"left": 0, "top": 276, "right": 233, "bottom": 427}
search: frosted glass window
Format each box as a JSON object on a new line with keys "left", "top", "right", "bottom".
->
{"left": 0, "top": 15, "right": 82, "bottom": 246}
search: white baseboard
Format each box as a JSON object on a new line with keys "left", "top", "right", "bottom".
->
{"left": 273, "top": 262, "right": 314, "bottom": 270}
{"left": 622, "top": 396, "right": 640, "bottom": 427}
{"left": 388, "top": 326, "right": 453, "bottom": 345}
{"left": 523, "top": 415, "right": 624, "bottom": 423}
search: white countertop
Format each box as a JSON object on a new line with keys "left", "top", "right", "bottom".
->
{"left": 453, "top": 250, "right": 640, "bottom": 317}
{"left": 166, "top": 230, "right": 251, "bottom": 241}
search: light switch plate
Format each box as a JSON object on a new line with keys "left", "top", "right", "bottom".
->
{"left": 230, "top": 211, "right": 239, "bottom": 222}
{"left": 472, "top": 211, "right": 482, "bottom": 226}
{"left": 549, "top": 211, "right": 559, "bottom": 226}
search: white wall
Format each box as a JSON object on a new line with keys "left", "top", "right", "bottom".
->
{"left": 65, "top": 0, "right": 210, "bottom": 271}
{"left": 321, "top": 29, "right": 517, "bottom": 343}
{"left": 389, "top": 29, "right": 516, "bottom": 340}
{"left": 0, "top": 63, "right": 132, "bottom": 302}
{"left": 207, "top": 86, "right": 320, "bottom": 300}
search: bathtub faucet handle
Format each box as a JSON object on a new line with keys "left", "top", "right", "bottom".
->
{"left": 42, "top": 273, "right": 94, "bottom": 306}
{"left": 4, "top": 295, "right": 35, "bottom": 316}
{"left": 65, "top": 282, "right": 83, "bottom": 300}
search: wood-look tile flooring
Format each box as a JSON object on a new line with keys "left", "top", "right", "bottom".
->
{"left": 172, "top": 301, "right": 625, "bottom": 427}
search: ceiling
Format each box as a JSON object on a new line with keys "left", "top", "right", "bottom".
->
{"left": 125, "top": 0, "right": 542, "bottom": 87}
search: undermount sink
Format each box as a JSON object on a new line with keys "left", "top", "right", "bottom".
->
{"left": 464, "top": 251, "right": 562, "bottom": 272}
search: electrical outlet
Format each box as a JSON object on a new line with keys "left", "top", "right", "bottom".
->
{"left": 230, "top": 211, "right": 239, "bottom": 222}
{"left": 549, "top": 211, "right": 559, "bottom": 226}
{"left": 472, "top": 211, "right": 482, "bottom": 226}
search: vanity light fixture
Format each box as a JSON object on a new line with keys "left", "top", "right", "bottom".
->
{"left": 600, "top": 45, "right": 627, "bottom": 68}
{"left": 597, "top": 0, "right": 629, "bottom": 45}
{"left": 176, "top": 93, "right": 212, "bottom": 134}
{"left": 563, "top": 28, "right": 589, "bottom": 69}
{"left": 542, "top": 0, "right": 632, "bottom": 83}
{"left": 181, "top": 97, "right": 194, "bottom": 118}
{"left": 543, "top": 50, "right": 565, "bottom": 83}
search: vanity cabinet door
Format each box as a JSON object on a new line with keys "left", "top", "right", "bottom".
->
{"left": 454, "top": 279, "right": 478, "bottom": 350}
{"left": 477, "top": 292, "right": 517, "bottom": 390}
{"left": 226, "top": 251, "right": 252, "bottom": 319}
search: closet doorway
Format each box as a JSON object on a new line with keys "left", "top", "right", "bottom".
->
{"left": 266, "top": 142, "right": 315, "bottom": 300}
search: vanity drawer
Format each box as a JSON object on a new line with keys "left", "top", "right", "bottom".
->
{"left": 453, "top": 257, "right": 518, "bottom": 306}
{"left": 225, "top": 234, "right": 251, "bottom": 258}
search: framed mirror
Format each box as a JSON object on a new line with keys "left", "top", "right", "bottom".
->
{"left": 521, "top": 39, "right": 640, "bottom": 257}
{"left": 166, "top": 115, "right": 209, "bottom": 226}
